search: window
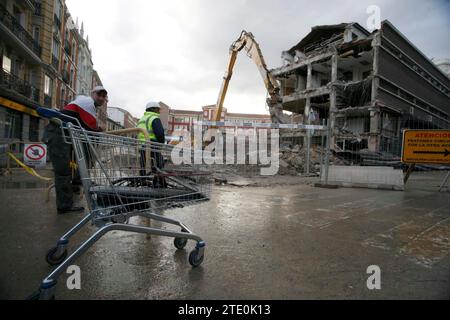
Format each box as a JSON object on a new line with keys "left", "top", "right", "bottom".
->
{"left": 70, "top": 68, "right": 74, "bottom": 85}
{"left": 63, "top": 58, "right": 67, "bottom": 69}
{"left": 2, "top": 55, "right": 11, "bottom": 73}
{"left": 33, "top": 27, "right": 40, "bottom": 43}
{"left": 13, "top": 6, "right": 24, "bottom": 27}
{"left": 29, "top": 116, "right": 40, "bottom": 142}
{"left": 30, "top": 69, "right": 37, "bottom": 87}
{"left": 44, "top": 75, "right": 52, "bottom": 96}
{"left": 4, "top": 109, "right": 23, "bottom": 140}
{"left": 61, "top": 88, "right": 65, "bottom": 107}
{"left": 52, "top": 39, "right": 60, "bottom": 58}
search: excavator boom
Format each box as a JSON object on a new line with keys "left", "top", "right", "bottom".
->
{"left": 214, "top": 31, "right": 286, "bottom": 124}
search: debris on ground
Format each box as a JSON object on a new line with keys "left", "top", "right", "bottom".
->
{"left": 211, "top": 143, "right": 343, "bottom": 186}
{"left": 278, "top": 144, "right": 345, "bottom": 175}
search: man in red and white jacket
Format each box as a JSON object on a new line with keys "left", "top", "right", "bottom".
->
{"left": 43, "top": 86, "right": 107, "bottom": 214}
{"left": 61, "top": 87, "right": 107, "bottom": 131}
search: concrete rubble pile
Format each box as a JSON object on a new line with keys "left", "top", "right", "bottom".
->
{"left": 211, "top": 142, "right": 347, "bottom": 186}
{"left": 278, "top": 144, "right": 345, "bottom": 175}
{"left": 279, "top": 144, "right": 316, "bottom": 175}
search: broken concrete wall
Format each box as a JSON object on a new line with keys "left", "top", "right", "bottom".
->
{"left": 272, "top": 20, "right": 450, "bottom": 159}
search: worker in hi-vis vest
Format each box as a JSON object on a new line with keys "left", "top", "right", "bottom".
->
{"left": 137, "top": 101, "right": 166, "bottom": 187}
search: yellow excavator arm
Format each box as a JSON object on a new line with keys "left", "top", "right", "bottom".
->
{"left": 213, "top": 30, "right": 286, "bottom": 124}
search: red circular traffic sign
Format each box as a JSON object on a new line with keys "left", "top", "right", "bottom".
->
{"left": 25, "top": 144, "right": 46, "bottom": 161}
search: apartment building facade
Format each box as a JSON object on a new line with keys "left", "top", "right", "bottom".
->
{"left": 107, "top": 106, "right": 138, "bottom": 130}
{"left": 169, "top": 109, "right": 202, "bottom": 133}
{"left": 168, "top": 105, "right": 271, "bottom": 134}
{"left": 0, "top": 0, "right": 104, "bottom": 144}
{"left": 0, "top": 0, "right": 43, "bottom": 142}
{"left": 75, "top": 22, "right": 92, "bottom": 96}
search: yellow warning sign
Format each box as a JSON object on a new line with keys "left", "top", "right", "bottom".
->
{"left": 402, "top": 130, "right": 450, "bottom": 164}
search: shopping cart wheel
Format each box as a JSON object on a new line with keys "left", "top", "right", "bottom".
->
{"left": 188, "top": 249, "right": 204, "bottom": 267}
{"left": 46, "top": 247, "right": 68, "bottom": 266}
{"left": 174, "top": 237, "right": 188, "bottom": 250}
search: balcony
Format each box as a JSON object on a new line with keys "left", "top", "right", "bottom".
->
{"left": 21, "top": 0, "right": 37, "bottom": 11}
{"left": 0, "top": 68, "right": 40, "bottom": 104}
{"left": 0, "top": 3, "right": 42, "bottom": 60}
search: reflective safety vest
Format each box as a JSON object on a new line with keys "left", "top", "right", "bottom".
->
{"left": 137, "top": 111, "right": 160, "bottom": 142}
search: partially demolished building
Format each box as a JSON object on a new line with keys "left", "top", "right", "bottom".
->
{"left": 271, "top": 20, "right": 450, "bottom": 155}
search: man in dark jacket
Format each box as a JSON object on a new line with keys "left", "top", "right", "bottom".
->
{"left": 43, "top": 86, "right": 107, "bottom": 214}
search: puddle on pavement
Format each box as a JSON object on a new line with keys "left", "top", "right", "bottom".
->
{"left": 362, "top": 211, "right": 450, "bottom": 268}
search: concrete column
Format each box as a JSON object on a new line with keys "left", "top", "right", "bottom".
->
{"left": 305, "top": 63, "right": 314, "bottom": 156}
{"left": 303, "top": 63, "right": 313, "bottom": 129}
{"left": 331, "top": 55, "right": 338, "bottom": 83}
{"left": 371, "top": 33, "right": 381, "bottom": 102}
{"left": 305, "top": 98, "right": 312, "bottom": 174}
{"left": 369, "top": 107, "right": 381, "bottom": 152}
{"left": 369, "top": 33, "right": 381, "bottom": 152}
{"left": 329, "top": 54, "right": 338, "bottom": 148}
{"left": 306, "top": 63, "right": 313, "bottom": 89}
{"left": 304, "top": 98, "right": 311, "bottom": 124}
{"left": 297, "top": 75, "right": 306, "bottom": 92}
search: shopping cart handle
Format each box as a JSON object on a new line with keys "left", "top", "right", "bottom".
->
{"left": 37, "top": 107, "right": 81, "bottom": 125}
{"left": 36, "top": 107, "right": 64, "bottom": 119}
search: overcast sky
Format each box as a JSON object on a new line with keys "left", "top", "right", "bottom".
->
{"left": 66, "top": 0, "right": 449, "bottom": 118}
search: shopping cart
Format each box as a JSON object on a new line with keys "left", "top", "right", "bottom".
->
{"left": 30, "top": 108, "right": 211, "bottom": 300}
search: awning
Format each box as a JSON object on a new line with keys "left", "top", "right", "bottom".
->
{"left": 0, "top": 96, "right": 39, "bottom": 117}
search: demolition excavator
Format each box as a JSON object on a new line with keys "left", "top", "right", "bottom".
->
{"left": 212, "top": 30, "right": 287, "bottom": 124}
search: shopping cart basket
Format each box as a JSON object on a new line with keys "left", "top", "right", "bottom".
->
{"left": 30, "top": 108, "right": 212, "bottom": 300}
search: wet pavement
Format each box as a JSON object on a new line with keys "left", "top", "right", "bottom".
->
{"left": 0, "top": 170, "right": 449, "bottom": 299}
